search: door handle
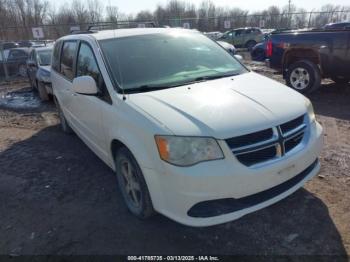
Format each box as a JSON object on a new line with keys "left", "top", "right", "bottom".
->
{"left": 71, "top": 93, "right": 77, "bottom": 96}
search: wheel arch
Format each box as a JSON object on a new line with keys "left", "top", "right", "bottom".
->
{"left": 109, "top": 136, "right": 157, "bottom": 171}
{"left": 283, "top": 49, "right": 321, "bottom": 76}
{"left": 109, "top": 137, "right": 163, "bottom": 211}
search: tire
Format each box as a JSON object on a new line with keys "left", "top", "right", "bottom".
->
{"left": 246, "top": 40, "right": 257, "bottom": 51}
{"left": 115, "top": 147, "right": 155, "bottom": 219}
{"left": 37, "top": 81, "right": 49, "bottom": 101}
{"left": 286, "top": 60, "right": 321, "bottom": 94}
{"left": 251, "top": 49, "right": 265, "bottom": 61}
{"left": 18, "top": 64, "right": 27, "bottom": 77}
{"left": 54, "top": 98, "right": 73, "bottom": 134}
{"left": 331, "top": 76, "right": 349, "bottom": 84}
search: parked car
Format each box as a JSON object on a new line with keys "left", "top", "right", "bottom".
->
{"left": 250, "top": 31, "right": 274, "bottom": 61}
{"left": 4, "top": 47, "right": 30, "bottom": 77}
{"left": 250, "top": 41, "right": 266, "bottom": 61}
{"left": 0, "top": 41, "right": 19, "bottom": 61}
{"left": 266, "top": 28, "right": 350, "bottom": 93}
{"left": 27, "top": 47, "right": 53, "bottom": 100}
{"left": 218, "top": 27, "right": 264, "bottom": 50}
{"left": 204, "top": 31, "right": 223, "bottom": 40}
{"left": 51, "top": 28, "right": 323, "bottom": 227}
{"left": 17, "top": 40, "right": 47, "bottom": 48}
{"left": 323, "top": 22, "right": 350, "bottom": 30}
{"left": 217, "top": 40, "right": 236, "bottom": 55}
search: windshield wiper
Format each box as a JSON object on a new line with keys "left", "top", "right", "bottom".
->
{"left": 124, "top": 84, "right": 173, "bottom": 94}
{"left": 194, "top": 73, "right": 240, "bottom": 82}
{"left": 124, "top": 73, "right": 240, "bottom": 94}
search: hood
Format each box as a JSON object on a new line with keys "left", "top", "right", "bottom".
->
{"left": 129, "top": 72, "right": 308, "bottom": 139}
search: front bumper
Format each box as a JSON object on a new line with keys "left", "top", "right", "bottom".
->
{"left": 143, "top": 121, "right": 323, "bottom": 227}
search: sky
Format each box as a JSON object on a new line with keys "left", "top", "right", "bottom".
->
{"left": 52, "top": 0, "right": 350, "bottom": 15}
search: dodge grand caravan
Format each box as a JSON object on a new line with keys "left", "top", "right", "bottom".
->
{"left": 51, "top": 28, "right": 323, "bottom": 227}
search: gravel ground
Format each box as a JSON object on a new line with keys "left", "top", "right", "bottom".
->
{"left": 0, "top": 59, "right": 349, "bottom": 258}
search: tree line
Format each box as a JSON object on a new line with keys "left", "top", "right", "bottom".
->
{"left": 0, "top": 0, "right": 349, "bottom": 40}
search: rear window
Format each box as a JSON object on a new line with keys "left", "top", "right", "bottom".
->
{"left": 60, "top": 41, "right": 77, "bottom": 80}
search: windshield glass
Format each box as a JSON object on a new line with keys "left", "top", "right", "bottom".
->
{"left": 37, "top": 50, "right": 52, "bottom": 65}
{"left": 99, "top": 31, "right": 248, "bottom": 92}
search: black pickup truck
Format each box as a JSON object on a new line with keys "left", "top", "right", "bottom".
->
{"left": 266, "top": 28, "right": 350, "bottom": 93}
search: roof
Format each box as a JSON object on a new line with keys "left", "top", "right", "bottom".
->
{"left": 60, "top": 27, "right": 198, "bottom": 41}
{"left": 33, "top": 46, "right": 53, "bottom": 52}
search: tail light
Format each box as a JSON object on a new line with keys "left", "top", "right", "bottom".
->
{"left": 266, "top": 40, "right": 273, "bottom": 57}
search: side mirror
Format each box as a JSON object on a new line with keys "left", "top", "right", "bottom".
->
{"left": 72, "top": 76, "right": 98, "bottom": 95}
{"left": 234, "top": 55, "right": 243, "bottom": 61}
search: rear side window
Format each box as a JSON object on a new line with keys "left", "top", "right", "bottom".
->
{"left": 60, "top": 41, "right": 77, "bottom": 80}
{"left": 235, "top": 30, "right": 244, "bottom": 36}
{"left": 52, "top": 41, "right": 62, "bottom": 72}
{"left": 9, "top": 50, "right": 27, "bottom": 59}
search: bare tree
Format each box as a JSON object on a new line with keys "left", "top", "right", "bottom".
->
{"left": 86, "top": 0, "right": 103, "bottom": 23}
{"left": 106, "top": 5, "right": 120, "bottom": 22}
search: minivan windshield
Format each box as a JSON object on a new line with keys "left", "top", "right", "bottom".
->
{"left": 99, "top": 31, "right": 248, "bottom": 92}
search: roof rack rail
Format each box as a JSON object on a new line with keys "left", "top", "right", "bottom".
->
{"left": 70, "top": 30, "right": 97, "bottom": 34}
{"left": 87, "top": 21, "right": 158, "bottom": 31}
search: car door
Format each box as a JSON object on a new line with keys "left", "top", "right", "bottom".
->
{"left": 52, "top": 40, "right": 77, "bottom": 126}
{"left": 69, "top": 41, "right": 111, "bottom": 158}
{"left": 233, "top": 29, "right": 244, "bottom": 46}
{"left": 6, "top": 50, "right": 21, "bottom": 75}
{"left": 27, "top": 50, "right": 37, "bottom": 84}
{"left": 324, "top": 31, "right": 350, "bottom": 78}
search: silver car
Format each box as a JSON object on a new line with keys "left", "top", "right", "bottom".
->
{"left": 27, "top": 47, "right": 53, "bottom": 101}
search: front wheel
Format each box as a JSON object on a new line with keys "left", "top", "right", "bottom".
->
{"left": 246, "top": 40, "right": 257, "bottom": 51}
{"left": 115, "top": 147, "right": 155, "bottom": 219}
{"left": 251, "top": 49, "right": 265, "bottom": 61}
{"left": 37, "top": 81, "right": 49, "bottom": 101}
{"left": 286, "top": 60, "right": 321, "bottom": 94}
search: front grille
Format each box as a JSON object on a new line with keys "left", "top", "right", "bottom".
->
{"left": 227, "top": 114, "right": 307, "bottom": 166}
{"left": 236, "top": 145, "right": 277, "bottom": 166}
{"left": 280, "top": 115, "right": 305, "bottom": 134}
{"left": 284, "top": 132, "right": 304, "bottom": 153}
{"left": 226, "top": 128, "right": 273, "bottom": 148}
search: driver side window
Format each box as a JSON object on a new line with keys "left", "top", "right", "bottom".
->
{"left": 76, "top": 42, "right": 111, "bottom": 104}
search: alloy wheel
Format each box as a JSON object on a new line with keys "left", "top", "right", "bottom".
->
{"left": 120, "top": 159, "right": 142, "bottom": 209}
{"left": 290, "top": 67, "right": 310, "bottom": 90}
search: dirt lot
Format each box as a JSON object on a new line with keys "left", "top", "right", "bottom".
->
{"left": 0, "top": 59, "right": 349, "bottom": 258}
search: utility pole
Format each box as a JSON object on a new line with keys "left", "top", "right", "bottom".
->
{"left": 288, "top": 0, "right": 292, "bottom": 28}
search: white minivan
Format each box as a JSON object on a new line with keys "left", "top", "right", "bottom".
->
{"left": 51, "top": 28, "right": 323, "bottom": 227}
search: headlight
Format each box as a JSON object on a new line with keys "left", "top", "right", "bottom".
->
{"left": 155, "top": 135, "right": 224, "bottom": 166}
{"left": 305, "top": 99, "right": 315, "bottom": 123}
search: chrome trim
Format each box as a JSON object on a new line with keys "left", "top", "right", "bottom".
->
{"left": 228, "top": 114, "right": 308, "bottom": 166}
{"left": 282, "top": 123, "right": 307, "bottom": 138}
{"left": 284, "top": 129, "right": 305, "bottom": 142}
{"left": 231, "top": 128, "right": 278, "bottom": 153}
{"left": 234, "top": 142, "right": 279, "bottom": 156}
